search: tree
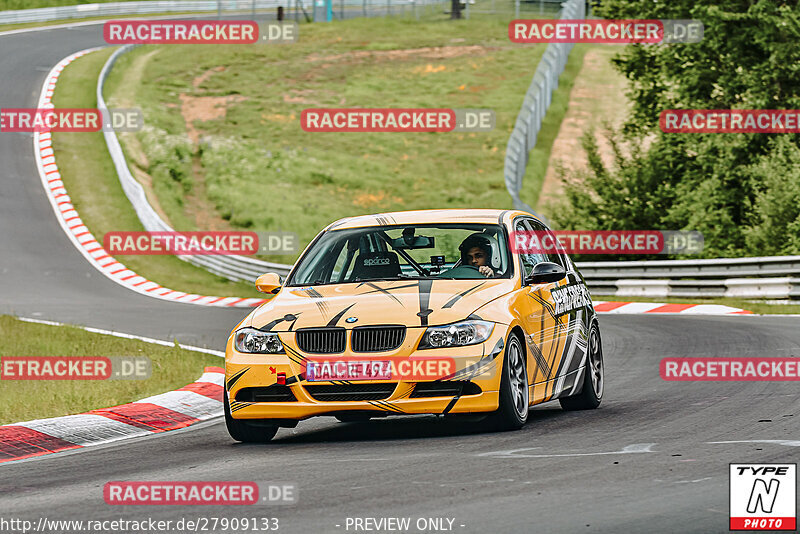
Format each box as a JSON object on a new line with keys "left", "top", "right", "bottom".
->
{"left": 553, "top": 0, "right": 800, "bottom": 257}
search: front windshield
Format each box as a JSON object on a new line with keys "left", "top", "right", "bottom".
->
{"left": 287, "top": 223, "right": 512, "bottom": 286}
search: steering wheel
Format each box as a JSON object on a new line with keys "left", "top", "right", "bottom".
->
{"left": 436, "top": 264, "right": 483, "bottom": 279}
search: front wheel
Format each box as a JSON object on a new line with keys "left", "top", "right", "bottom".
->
{"left": 224, "top": 390, "right": 279, "bottom": 443}
{"left": 488, "top": 333, "right": 529, "bottom": 431}
{"left": 559, "top": 321, "right": 603, "bottom": 411}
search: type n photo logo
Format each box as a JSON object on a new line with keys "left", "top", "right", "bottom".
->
{"left": 730, "top": 464, "right": 796, "bottom": 530}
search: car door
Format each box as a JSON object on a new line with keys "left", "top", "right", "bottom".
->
{"left": 513, "top": 216, "right": 566, "bottom": 404}
{"left": 527, "top": 219, "right": 592, "bottom": 400}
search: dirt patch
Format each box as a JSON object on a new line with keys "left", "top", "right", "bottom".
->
{"left": 178, "top": 93, "right": 248, "bottom": 145}
{"left": 537, "top": 48, "right": 630, "bottom": 212}
{"left": 352, "top": 191, "right": 403, "bottom": 208}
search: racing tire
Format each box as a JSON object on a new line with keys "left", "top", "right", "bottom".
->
{"left": 488, "top": 332, "right": 529, "bottom": 431}
{"left": 559, "top": 321, "right": 603, "bottom": 411}
{"left": 224, "top": 390, "right": 279, "bottom": 443}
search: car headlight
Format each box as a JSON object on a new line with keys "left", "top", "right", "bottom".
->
{"left": 419, "top": 320, "right": 494, "bottom": 349}
{"left": 234, "top": 327, "right": 285, "bottom": 354}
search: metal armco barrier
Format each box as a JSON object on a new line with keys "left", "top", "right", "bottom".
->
{"left": 577, "top": 256, "right": 800, "bottom": 299}
{"left": 503, "top": 0, "right": 585, "bottom": 217}
{"left": 98, "top": 45, "right": 291, "bottom": 281}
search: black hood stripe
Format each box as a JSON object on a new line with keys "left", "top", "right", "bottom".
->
{"left": 442, "top": 282, "right": 486, "bottom": 309}
{"left": 326, "top": 303, "right": 356, "bottom": 327}
{"left": 417, "top": 279, "right": 434, "bottom": 326}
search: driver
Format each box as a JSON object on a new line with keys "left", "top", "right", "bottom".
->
{"left": 459, "top": 234, "right": 496, "bottom": 278}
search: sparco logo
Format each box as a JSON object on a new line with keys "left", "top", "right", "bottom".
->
{"left": 364, "top": 258, "right": 391, "bottom": 266}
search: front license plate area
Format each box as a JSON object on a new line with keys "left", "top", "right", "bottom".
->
{"left": 306, "top": 360, "right": 392, "bottom": 382}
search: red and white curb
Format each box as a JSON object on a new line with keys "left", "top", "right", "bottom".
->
{"left": 593, "top": 301, "right": 752, "bottom": 315}
{"left": 33, "top": 49, "right": 268, "bottom": 308}
{"left": 0, "top": 366, "right": 224, "bottom": 464}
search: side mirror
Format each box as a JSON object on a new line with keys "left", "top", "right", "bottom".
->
{"left": 525, "top": 262, "right": 566, "bottom": 285}
{"left": 255, "top": 272, "right": 282, "bottom": 294}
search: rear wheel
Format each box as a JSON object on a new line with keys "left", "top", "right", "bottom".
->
{"left": 224, "top": 390, "right": 279, "bottom": 443}
{"left": 559, "top": 321, "right": 603, "bottom": 411}
{"left": 488, "top": 333, "right": 529, "bottom": 431}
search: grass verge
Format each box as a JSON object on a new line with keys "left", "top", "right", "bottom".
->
{"left": 103, "top": 14, "right": 579, "bottom": 265}
{"left": 0, "top": 315, "right": 221, "bottom": 425}
{"left": 591, "top": 294, "right": 800, "bottom": 316}
{"left": 51, "top": 48, "right": 262, "bottom": 298}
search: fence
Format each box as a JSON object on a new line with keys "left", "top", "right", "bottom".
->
{"left": 502, "top": 0, "right": 584, "bottom": 219}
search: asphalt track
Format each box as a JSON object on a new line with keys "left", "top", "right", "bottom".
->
{"left": 2, "top": 21, "right": 800, "bottom": 534}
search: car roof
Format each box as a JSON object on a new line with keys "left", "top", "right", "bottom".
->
{"left": 326, "top": 209, "right": 540, "bottom": 230}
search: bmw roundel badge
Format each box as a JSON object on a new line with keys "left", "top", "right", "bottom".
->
{"left": 345, "top": 316, "right": 358, "bottom": 324}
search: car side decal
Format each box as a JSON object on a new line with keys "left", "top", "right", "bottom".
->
{"left": 283, "top": 344, "right": 308, "bottom": 366}
{"left": 441, "top": 338, "right": 504, "bottom": 414}
{"left": 368, "top": 400, "right": 405, "bottom": 413}
{"left": 229, "top": 401, "right": 253, "bottom": 413}
{"left": 550, "top": 283, "right": 591, "bottom": 317}
{"left": 226, "top": 367, "right": 250, "bottom": 391}
{"left": 525, "top": 336, "right": 551, "bottom": 382}
{"left": 284, "top": 373, "right": 306, "bottom": 385}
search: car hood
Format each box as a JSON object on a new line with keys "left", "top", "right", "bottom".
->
{"left": 249, "top": 279, "right": 515, "bottom": 331}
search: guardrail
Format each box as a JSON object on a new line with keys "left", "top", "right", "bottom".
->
{"left": 503, "top": 0, "right": 585, "bottom": 217}
{"left": 577, "top": 256, "right": 800, "bottom": 299}
{"left": 98, "top": 45, "right": 292, "bottom": 280}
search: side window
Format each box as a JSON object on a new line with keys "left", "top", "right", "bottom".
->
{"left": 515, "top": 219, "right": 547, "bottom": 278}
{"left": 528, "top": 219, "right": 566, "bottom": 268}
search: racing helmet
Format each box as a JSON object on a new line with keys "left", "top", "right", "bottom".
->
{"left": 459, "top": 233, "right": 502, "bottom": 270}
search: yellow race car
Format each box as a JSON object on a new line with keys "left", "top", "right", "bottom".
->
{"left": 224, "top": 209, "right": 604, "bottom": 442}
